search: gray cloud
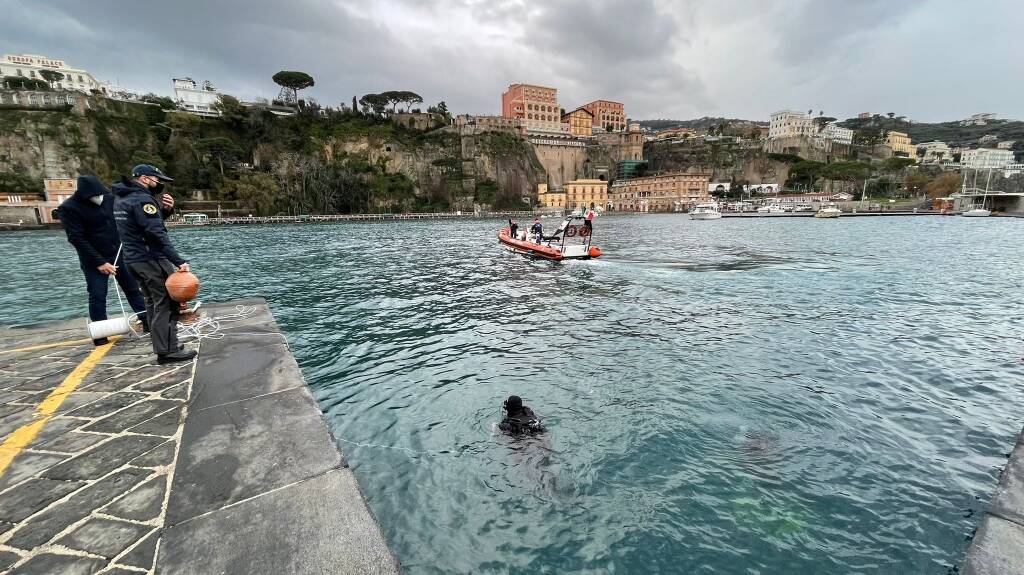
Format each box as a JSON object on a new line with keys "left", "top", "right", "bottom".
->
{"left": 1, "top": 0, "right": 1020, "bottom": 122}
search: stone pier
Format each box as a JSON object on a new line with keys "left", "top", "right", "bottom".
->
{"left": 0, "top": 298, "right": 398, "bottom": 574}
{"left": 963, "top": 425, "right": 1024, "bottom": 574}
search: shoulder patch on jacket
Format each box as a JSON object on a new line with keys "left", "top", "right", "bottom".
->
{"left": 142, "top": 203, "right": 159, "bottom": 216}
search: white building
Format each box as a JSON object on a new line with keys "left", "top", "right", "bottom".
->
{"left": 769, "top": 110, "right": 851, "bottom": 144}
{"left": 821, "top": 122, "right": 853, "bottom": 145}
{"left": 961, "top": 148, "right": 1014, "bottom": 169}
{"left": 0, "top": 54, "right": 104, "bottom": 93}
{"left": 173, "top": 77, "right": 221, "bottom": 117}
{"left": 917, "top": 141, "right": 952, "bottom": 164}
{"left": 768, "top": 110, "right": 815, "bottom": 139}
{"left": 961, "top": 113, "right": 996, "bottom": 126}
{"left": 997, "top": 140, "right": 1016, "bottom": 150}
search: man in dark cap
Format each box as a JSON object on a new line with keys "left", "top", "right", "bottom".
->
{"left": 499, "top": 395, "right": 544, "bottom": 435}
{"left": 113, "top": 164, "right": 195, "bottom": 364}
{"left": 57, "top": 175, "right": 149, "bottom": 346}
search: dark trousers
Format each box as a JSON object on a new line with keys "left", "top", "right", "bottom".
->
{"left": 128, "top": 259, "right": 180, "bottom": 355}
{"left": 82, "top": 262, "right": 148, "bottom": 324}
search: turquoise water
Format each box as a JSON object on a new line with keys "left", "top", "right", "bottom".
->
{"left": 2, "top": 215, "right": 1024, "bottom": 573}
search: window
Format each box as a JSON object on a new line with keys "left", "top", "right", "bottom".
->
{"left": 30, "top": 70, "right": 36, "bottom": 77}
{"left": 78, "top": 75, "right": 83, "bottom": 82}
{"left": 16, "top": 69, "right": 23, "bottom": 76}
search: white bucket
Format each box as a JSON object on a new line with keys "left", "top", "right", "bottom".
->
{"left": 87, "top": 316, "right": 131, "bottom": 340}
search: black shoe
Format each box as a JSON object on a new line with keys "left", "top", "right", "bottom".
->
{"left": 93, "top": 338, "right": 109, "bottom": 346}
{"left": 157, "top": 349, "right": 197, "bottom": 364}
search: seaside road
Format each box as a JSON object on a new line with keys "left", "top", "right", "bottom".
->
{"left": 0, "top": 300, "right": 399, "bottom": 574}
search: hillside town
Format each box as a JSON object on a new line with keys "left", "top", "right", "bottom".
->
{"left": 2, "top": 52, "right": 1024, "bottom": 227}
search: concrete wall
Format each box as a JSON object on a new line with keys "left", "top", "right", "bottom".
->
{"left": 0, "top": 205, "right": 41, "bottom": 225}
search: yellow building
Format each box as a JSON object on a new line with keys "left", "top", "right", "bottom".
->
{"left": 565, "top": 179, "right": 608, "bottom": 210}
{"left": 561, "top": 107, "right": 594, "bottom": 137}
{"left": 609, "top": 172, "right": 711, "bottom": 212}
{"left": 536, "top": 183, "right": 564, "bottom": 208}
{"left": 886, "top": 131, "right": 916, "bottom": 158}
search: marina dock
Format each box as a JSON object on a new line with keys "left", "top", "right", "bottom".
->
{"left": 962, "top": 425, "right": 1024, "bottom": 574}
{"left": 0, "top": 299, "right": 398, "bottom": 574}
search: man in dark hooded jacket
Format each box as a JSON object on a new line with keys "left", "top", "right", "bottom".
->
{"left": 499, "top": 395, "right": 544, "bottom": 435}
{"left": 113, "top": 165, "right": 196, "bottom": 364}
{"left": 56, "top": 175, "right": 148, "bottom": 345}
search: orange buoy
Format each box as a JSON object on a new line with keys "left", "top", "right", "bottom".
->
{"left": 588, "top": 247, "right": 603, "bottom": 258}
{"left": 165, "top": 270, "right": 200, "bottom": 302}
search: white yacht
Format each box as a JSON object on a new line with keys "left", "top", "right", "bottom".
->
{"left": 961, "top": 169, "right": 992, "bottom": 217}
{"left": 689, "top": 203, "right": 722, "bottom": 220}
{"left": 756, "top": 204, "right": 786, "bottom": 214}
{"left": 814, "top": 203, "right": 841, "bottom": 218}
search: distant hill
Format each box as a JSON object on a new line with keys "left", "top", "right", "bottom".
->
{"left": 838, "top": 115, "right": 1024, "bottom": 150}
{"left": 638, "top": 117, "right": 763, "bottom": 131}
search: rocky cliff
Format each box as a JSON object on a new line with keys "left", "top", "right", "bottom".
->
{"left": 0, "top": 96, "right": 614, "bottom": 214}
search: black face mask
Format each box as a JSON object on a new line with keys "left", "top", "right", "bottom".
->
{"left": 152, "top": 182, "right": 165, "bottom": 194}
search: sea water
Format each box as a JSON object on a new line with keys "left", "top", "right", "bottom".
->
{"left": 2, "top": 215, "right": 1023, "bottom": 573}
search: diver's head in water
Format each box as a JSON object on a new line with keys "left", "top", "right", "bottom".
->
{"left": 500, "top": 395, "right": 543, "bottom": 434}
{"left": 504, "top": 395, "right": 524, "bottom": 414}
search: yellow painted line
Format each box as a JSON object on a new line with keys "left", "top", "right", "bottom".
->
{"left": 0, "top": 339, "right": 116, "bottom": 477}
{"left": 0, "top": 338, "right": 94, "bottom": 355}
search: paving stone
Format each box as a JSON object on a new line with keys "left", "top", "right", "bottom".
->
{"left": 0, "top": 550, "right": 20, "bottom": 571}
{"left": 81, "top": 372, "right": 148, "bottom": 393}
{"left": 0, "top": 403, "right": 30, "bottom": 418}
{"left": 82, "top": 400, "right": 181, "bottom": 434}
{"left": 42, "top": 435, "right": 165, "bottom": 481}
{"left": 160, "top": 382, "right": 189, "bottom": 400}
{"left": 65, "top": 393, "right": 147, "bottom": 419}
{"left": 0, "top": 520, "right": 14, "bottom": 535}
{"left": 33, "top": 431, "right": 109, "bottom": 454}
{"left": 5, "top": 388, "right": 50, "bottom": 405}
{"left": 53, "top": 391, "right": 108, "bottom": 415}
{"left": 11, "top": 368, "right": 77, "bottom": 391}
{"left": 58, "top": 516, "right": 152, "bottom": 559}
{"left": 0, "top": 390, "right": 30, "bottom": 404}
{"left": 5, "top": 468, "right": 148, "bottom": 550}
{"left": 28, "top": 416, "right": 88, "bottom": 445}
{"left": 0, "top": 452, "right": 68, "bottom": 490}
{"left": 119, "top": 365, "right": 178, "bottom": 387}
{"left": 133, "top": 370, "right": 189, "bottom": 393}
{"left": 13, "top": 360, "right": 77, "bottom": 378}
{"left": 8, "top": 552, "right": 106, "bottom": 575}
{"left": 0, "top": 407, "right": 33, "bottom": 437}
{"left": 127, "top": 441, "right": 176, "bottom": 469}
{"left": 102, "top": 474, "right": 167, "bottom": 522}
{"left": 0, "top": 477, "right": 86, "bottom": 523}
{"left": 39, "top": 346, "right": 93, "bottom": 360}
{"left": 167, "top": 387, "right": 343, "bottom": 524}
{"left": 118, "top": 528, "right": 158, "bottom": 570}
{"left": 128, "top": 407, "right": 183, "bottom": 437}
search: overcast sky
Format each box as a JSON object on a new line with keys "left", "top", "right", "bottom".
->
{"left": 4, "top": 0, "right": 1022, "bottom": 122}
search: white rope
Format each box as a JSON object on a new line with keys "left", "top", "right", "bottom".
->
{"left": 177, "top": 304, "right": 285, "bottom": 342}
{"left": 109, "top": 244, "right": 142, "bottom": 340}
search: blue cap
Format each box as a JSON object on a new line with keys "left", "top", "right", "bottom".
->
{"left": 132, "top": 164, "right": 174, "bottom": 182}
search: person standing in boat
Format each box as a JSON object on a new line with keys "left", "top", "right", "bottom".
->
{"left": 531, "top": 218, "right": 543, "bottom": 243}
{"left": 509, "top": 218, "right": 518, "bottom": 240}
{"left": 584, "top": 202, "right": 596, "bottom": 234}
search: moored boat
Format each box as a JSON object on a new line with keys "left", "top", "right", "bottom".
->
{"left": 498, "top": 215, "right": 603, "bottom": 261}
{"left": 814, "top": 203, "right": 841, "bottom": 218}
{"left": 689, "top": 203, "right": 722, "bottom": 220}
